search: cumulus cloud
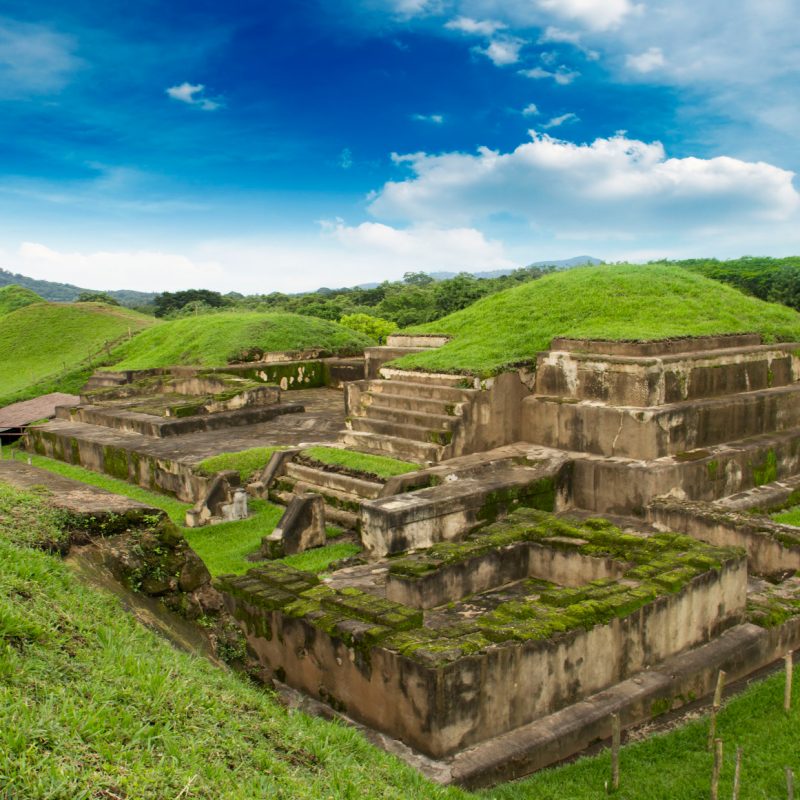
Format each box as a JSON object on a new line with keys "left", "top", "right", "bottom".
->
{"left": 519, "top": 65, "right": 580, "bottom": 85}
{"left": 542, "top": 112, "right": 579, "bottom": 129}
{"left": 534, "top": 0, "right": 641, "bottom": 31}
{"left": 0, "top": 18, "right": 81, "bottom": 97}
{"left": 165, "top": 82, "right": 222, "bottom": 111}
{"left": 538, "top": 26, "right": 582, "bottom": 44}
{"left": 522, "top": 103, "right": 540, "bottom": 116}
{"left": 626, "top": 47, "right": 665, "bottom": 73}
{"left": 476, "top": 36, "right": 525, "bottom": 66}
{"left": 445, "top": 16, "right": 506, "bottom": 36}
{"left": 369, "top": 133, "right": 800, "bottom": 243}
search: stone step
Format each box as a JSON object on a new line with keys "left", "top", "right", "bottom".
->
{"left": 349, "top": 416, "right": 454, "bottom": 446}
{"left": 366, "top": 380, "right": 477, "bottom": 403}
{"left": 339, "top": 430, "right": 443, "bottom": 463}
{"left": 362, "top": 391, "right": 464, "bottom": 416}
{"left": 378, "top": 368, "right": 475, "bottom": 388}
{"left": 270, "top": 488, "right": 360, "bottom": 530}
{"left": 362, "top": 404, "right": 460, "bottom": 431}
{"left": 284, "top": 462, "right": 384, "bottom": 499}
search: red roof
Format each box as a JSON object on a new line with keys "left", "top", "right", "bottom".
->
{"left": 0, "top": 393, "right": 79, "bottom": 431}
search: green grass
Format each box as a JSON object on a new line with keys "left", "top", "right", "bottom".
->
{"left": 3, "top": 483, "right": 800, "bottom": 797}
{"left": 281, "top": 542, "right": 362, "bottom": 573}
{"left": 0, "top": 301, "right": 153, "bottom": 406}
{"left": 0, "top": 284, "right": 43, "bottom": 315}
{"left": 397, "top": 263, "right": 800, "bottom": 375}
{"left": 197, "top": 446, "right": 287, "bottom": 483}
{"left": 3, "top": 448, "right": 191, "bottom": 525}
{"left": 302, "top": 446, "right": 419, "bottom": 479}
{"left": 773, "top": 507, "right": 800, "bottom": 526}
{"left": 108, "top": 311, "right": 374, "bottom": 370}
{"left": 183, "top": 499, "right": 286, "bottom": 576}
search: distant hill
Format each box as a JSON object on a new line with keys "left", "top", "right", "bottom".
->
{"left": 0, "top": 285, "right": 44, "bottom": 315}
{"left": 427, "top": 256, "right": 602, "bottom": 282}
{"left": 0, "top": 268, "right": 156, "bottom": 308}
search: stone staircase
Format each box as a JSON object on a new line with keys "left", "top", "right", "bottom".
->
{"left": 269, "top": 458, "right": 385, "bottom": 531}
{"left": 341, "top": 369, "right": 479, "bottom": 463}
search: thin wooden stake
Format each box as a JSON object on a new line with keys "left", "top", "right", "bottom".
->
{"left": 786, "top": 651, "right": 794, "bottom": 712}
{"left": 610, "top": 713, "right": 620, "bottom": 792}
{"left": 711, "top": 738, "right": 723, "bottom": 800}
{"left": 709, "top": 669, "right": 727, "bottom": 750}
{"left": 732, "top": 747, "right": 742, "bottom": 800}
{"left": 788, "top": 768, "right": 795, "bottom": 800}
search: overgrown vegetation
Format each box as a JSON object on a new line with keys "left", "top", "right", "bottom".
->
{"left": 301, "top": 446, "right": 419, "bottom": 479}
{"left": 0, "top": 301, "right": 153, "bottom": 407}
{"left": 108, "top": 312, "right": 373, "bottom": 370}
{"left": 197, "top": 446, "right": 287, "bottom": 483}
{"left": 397, "top": 263, "right": 800, "bottom": 375}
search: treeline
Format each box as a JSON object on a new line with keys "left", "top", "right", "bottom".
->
{"left": 151, "top": 266, "right": 557, "bottom": 326}
{"left": 670, "top": 257, "right": 800, "bottom": 311}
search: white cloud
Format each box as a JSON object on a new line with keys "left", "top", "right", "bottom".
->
{"left": 339, "top": 148, "right": 353, "bottom": 169}
{"left": 445, "top": 16, "right": 506, "bottom": 36}
{"left": 369, "top": 133, "right": 800, "bottom": 245}
{"left": 16, "top": 242, "right": 225, "bottom": 292}
{"left": 0, "top": 18, "right": 81, "bottom": 97}
{"left": 412, "top": 112, "right": 444, "bottom": 124}
{"left": 519, "top": 66, "right": 580, "bottom": 85}
{"left": 626, "top": 46, "right": 665, "bottom": 73}
{"left": 534, "top": 0, "right": 641, "bottom": 31}
{"left": 522, "top": 103, "right": 540, "bottom": 116}
{"left": 477, "top": 36, "right": 525, "bottom": 66}
{"left": 165, "top": 82, "right": 222, "bottom": 111}
{"left": 542, "top": 112, "right": 579, "bottom": 129}
{"left": 538, "top": 26, "right": 582, "bottom": 44}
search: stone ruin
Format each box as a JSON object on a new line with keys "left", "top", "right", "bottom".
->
{"left": 23, "top": 333, "right": 800, "bottom": 786}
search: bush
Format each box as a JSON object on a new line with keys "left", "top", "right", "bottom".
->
{"left": 339, "top": 313, "right": 398, "bottom": 344}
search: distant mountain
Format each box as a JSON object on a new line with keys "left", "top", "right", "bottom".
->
{"left": 427, "top": 255, "right": 602, "bottom": 281}
{"left": 0, "top": 268, "right": 157, "bottom": 307}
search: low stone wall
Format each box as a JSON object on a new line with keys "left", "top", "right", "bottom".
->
{"left": 550, "top": 333, "right": 762, "bottom": 357}
{"left": 649, "top": 498, "right": 800, "bottom": 576}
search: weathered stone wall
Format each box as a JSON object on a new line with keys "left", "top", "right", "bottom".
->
{"left": 227, "top": 557, "right": 745, "bottom": 757}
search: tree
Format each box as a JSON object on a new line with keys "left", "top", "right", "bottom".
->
{"left": 76, "top": 291, "right": 120, "bottom": 306}
{"left": 339, "top": 313, "right": 398, "bottom": 344}
{"left": 403, "top": 271, "right": 435, "bottom": 286}
{"left": 153, "top": 289, "right": 228, "bottom": 317}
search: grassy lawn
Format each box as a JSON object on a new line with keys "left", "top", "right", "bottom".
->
{"left": 197, "top": 446, "right": 287, "bottom": 483}
{"left": 302, "top": 446, "right": 419, "bottom": 479}
{"left": 0, "top": 302, "right": 153, "bottom": 406}
{"left": 281, "top": 542, "right": 362, "bottom": 573}
{"left": 108, "top": 312, "right": 373, "bottom": 370}
{"left": 397, "top": 263, "right": 800, "bottom": 375}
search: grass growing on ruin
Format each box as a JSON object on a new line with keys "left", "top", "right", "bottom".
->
{"left": 0, "top": 484, "right": 462, "bottom": 800}
{"left": 302, "top": 446, "right": 419, "bottom": 479}
{"left": 0, "top": 301, "right": 153, "bottom": 406}
{"left": 397, "top": 263, "right": 800, "bottom": 375}
{"left": 197, "top": 446, "right": 287, "bottom": 482}
{"left": 281, "top": 541, "right": 362, "bottom": 573}
{"left": 4, "top": 448, "right": 192, "bottom": 525}
{"left": 108, "top": 312, "right": 373, "bottom": 370}
{"left": 772, "top": 506, "right": 800, "bottom": 527}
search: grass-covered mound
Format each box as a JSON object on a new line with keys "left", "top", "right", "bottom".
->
{"left": 0, "top": 301, "right": 153, "bottom": 406}
{"left": 396, "top": 264, "right": 800, "bottom": 375}
{"left": 108, "top": 312, "right": 374, "bottom": 370}
{"left": 0, "top": 284, "right": 43, "bottom": 315}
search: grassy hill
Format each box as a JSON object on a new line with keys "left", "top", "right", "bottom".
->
{"left": 0, "top": 302, "right": 153, "bottom": 406}
{"left": 0, "top": 285, "right": 43, "bottom": 316}
{"left": 108, "top": 312, "right": 374, "bottom": 370}
{"left": 396, "top": 263, "right": 800, "bottom": 375}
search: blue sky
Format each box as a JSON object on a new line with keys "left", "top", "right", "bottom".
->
{"left": 1, "top": 0, "right": 799, "bottom": 292}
